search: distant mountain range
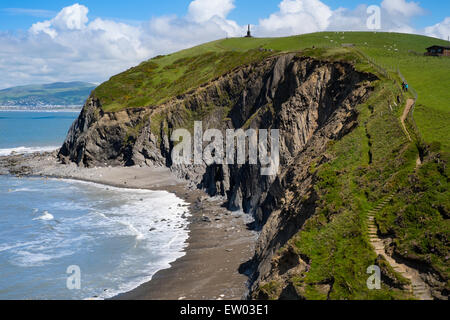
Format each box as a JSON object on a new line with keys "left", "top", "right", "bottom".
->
{"left": 0, "top": 82, "right": 96, "bottom": 108}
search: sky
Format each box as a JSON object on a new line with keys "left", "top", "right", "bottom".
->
{"left": 0, "top": 0, "right": 449, "bottom": 89}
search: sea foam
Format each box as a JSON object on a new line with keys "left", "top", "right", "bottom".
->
{"left": 0, "top": 176, "right": 191, "bottom": 300}
{"left": 0, "top": 146, "right": 59, "bottom": 156}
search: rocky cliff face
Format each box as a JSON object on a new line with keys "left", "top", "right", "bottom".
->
{"left": 59, "top": 54, "right": 376, "bottom": 295}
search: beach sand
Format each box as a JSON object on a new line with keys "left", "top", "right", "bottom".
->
{"left": 0, "top": 152, "right": 257, "bottom": 300}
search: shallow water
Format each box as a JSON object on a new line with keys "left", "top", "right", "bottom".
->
{"left": 0, "top": 111, "right": 78, "bottom": 155}
{"left": 0, "top": 176, "right": 190, "bottom": 300}
{"left": 0, "top": 110, "right": 190, "bottom": 299}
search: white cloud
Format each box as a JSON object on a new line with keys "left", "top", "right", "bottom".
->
{"left": 381, "top": 0, "right": 424, "bottom": 18}
{"left": 30, "top": 20, "right": 57, "bottom": 38}
{"left": 379, "top": 0, "right": 424, "bottom": 33}
{"left": 188, "top": 0, "right": 235, "bottom": 23}
{"left": 425, "top": 17, "right": 450, "bottom": 40}
{"left": 0, "top": 2, "right": 244, "bottom": 89}
{"left": 256, "top": 0, "right": 423, "bottom": 36}
{"left": 2, "top": 8, "right": 56, "bottom": 18}
{"left": 327, "top": 0, "right": 424, "bottom": 34}
{"left": 328, "top": 5, "right": 370, "bottom": 31}
{"left": 30, "top": 3, "right": 89, "bottom": 38}
{"left": 258, "top": 0, "right": 332, "bottom": 36}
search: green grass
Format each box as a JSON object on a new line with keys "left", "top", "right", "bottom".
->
{"left": 94, "top": 50, "right": 273, "bottom": 112}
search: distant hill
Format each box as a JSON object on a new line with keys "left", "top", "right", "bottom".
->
{"left": 0, "top": 82, "right": 96, "bottom": 107}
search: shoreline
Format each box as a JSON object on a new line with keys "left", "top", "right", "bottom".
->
{"left": 0, "top": 152, "right": 256, "bottom": 300}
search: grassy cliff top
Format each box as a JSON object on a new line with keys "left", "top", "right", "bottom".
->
{"left": 94, "top": 31, "right": 449, "bottom": 148}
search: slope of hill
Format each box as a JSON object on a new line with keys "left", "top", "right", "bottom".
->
{"left": 62, "top": 32, "right": 449, "bottom": 300}
{"left": 0, "top": 82, "right": 96, "bottom": 107}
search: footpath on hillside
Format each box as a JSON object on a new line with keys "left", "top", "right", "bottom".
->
{"left": 367, "top": 196, "right": 433, "bottom": 300}
{"left": 400, "top": 99, "right": 415, "bottom": 142}
{"left": 367, "top": 99, "right": 432, "bottom": 300}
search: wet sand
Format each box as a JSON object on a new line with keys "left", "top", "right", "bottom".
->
{"left": 115, "top": 184, "right": 257, "bottom": 300}
{"left": 0, "top": 152, "right": 256, "bottom": 300}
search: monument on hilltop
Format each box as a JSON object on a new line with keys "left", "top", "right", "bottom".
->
{"left": 245, "top": 25, "right": 252, "bottom": 38}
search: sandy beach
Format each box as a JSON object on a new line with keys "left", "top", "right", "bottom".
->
{"left": 0, "top": 152, "right": 257, "bottom": 300}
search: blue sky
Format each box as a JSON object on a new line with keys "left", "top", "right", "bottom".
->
{"left": 0, "top": 0, "right": 449, "bottom": 89}
{"left": 0, "top": 0, "right": 448, "bottom": 31}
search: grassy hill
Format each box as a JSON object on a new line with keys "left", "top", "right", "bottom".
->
{"left": 91, "top": 32, "right": 449, "bottom": 299}
{"left": 94, "top": 32, "right": 449, "bottom": 150}
{"left": 0, "top": 81, "right": 96, "bottom": 107}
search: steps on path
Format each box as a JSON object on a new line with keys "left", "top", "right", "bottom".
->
{"left": 366, "top": 194, "right": 433, "bottom": 300}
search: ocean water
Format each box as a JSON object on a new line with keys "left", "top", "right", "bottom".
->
{"left": 0, "top": 111, "right": 190, "bottom": 300}
{"left": 0, "top": 111, "right": 79, "bottom": 155}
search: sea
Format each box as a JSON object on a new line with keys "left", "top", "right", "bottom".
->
{"left": 0, "top": 110, "right": 190, "bottom": 300}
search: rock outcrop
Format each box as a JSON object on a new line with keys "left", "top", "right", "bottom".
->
{"left": 58, "top": 54, "right": 376, "bottom": 295}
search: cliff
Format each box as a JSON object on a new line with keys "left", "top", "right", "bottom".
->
{"left": 58, "top": 52, "right": 376, "bottom": 292}
{"left": 59, "top": 54, "right": 373, "bottom": 218}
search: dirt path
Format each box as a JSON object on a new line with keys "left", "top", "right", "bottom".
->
{"left": 367, "top": 195, "right": 433, "bottom": 300}
{"left": 401, "top": 99, "right": 422, "bottom": 168}
{"left": 400, "top": 99, "right": 415, "bottom": 142}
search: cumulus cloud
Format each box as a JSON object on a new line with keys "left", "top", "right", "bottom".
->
{"left": 0, "top": 2, "right": 244, "bottom": 89}
{"left": 30, "top": 3, "right": 89, "bottom": 38}
{"left": 256, "top": 0, "right": 424, "bottom": 36}
{"left": 328, "top": 5, "right": 370, "bottom": 31}
{"left": 381, "top": 0, "right": 424, "bottom": 18}
{"left": 425, "top": 17, "right": 450, "bottom": 40}
{"left": 188, "top": 0, "right": 235, "bottom": 22}
{"left": 328, "top": 0, "right": 425, "bottom": 34}
{"left": 258, "top": 0, "right": 332, "bottom": 36}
